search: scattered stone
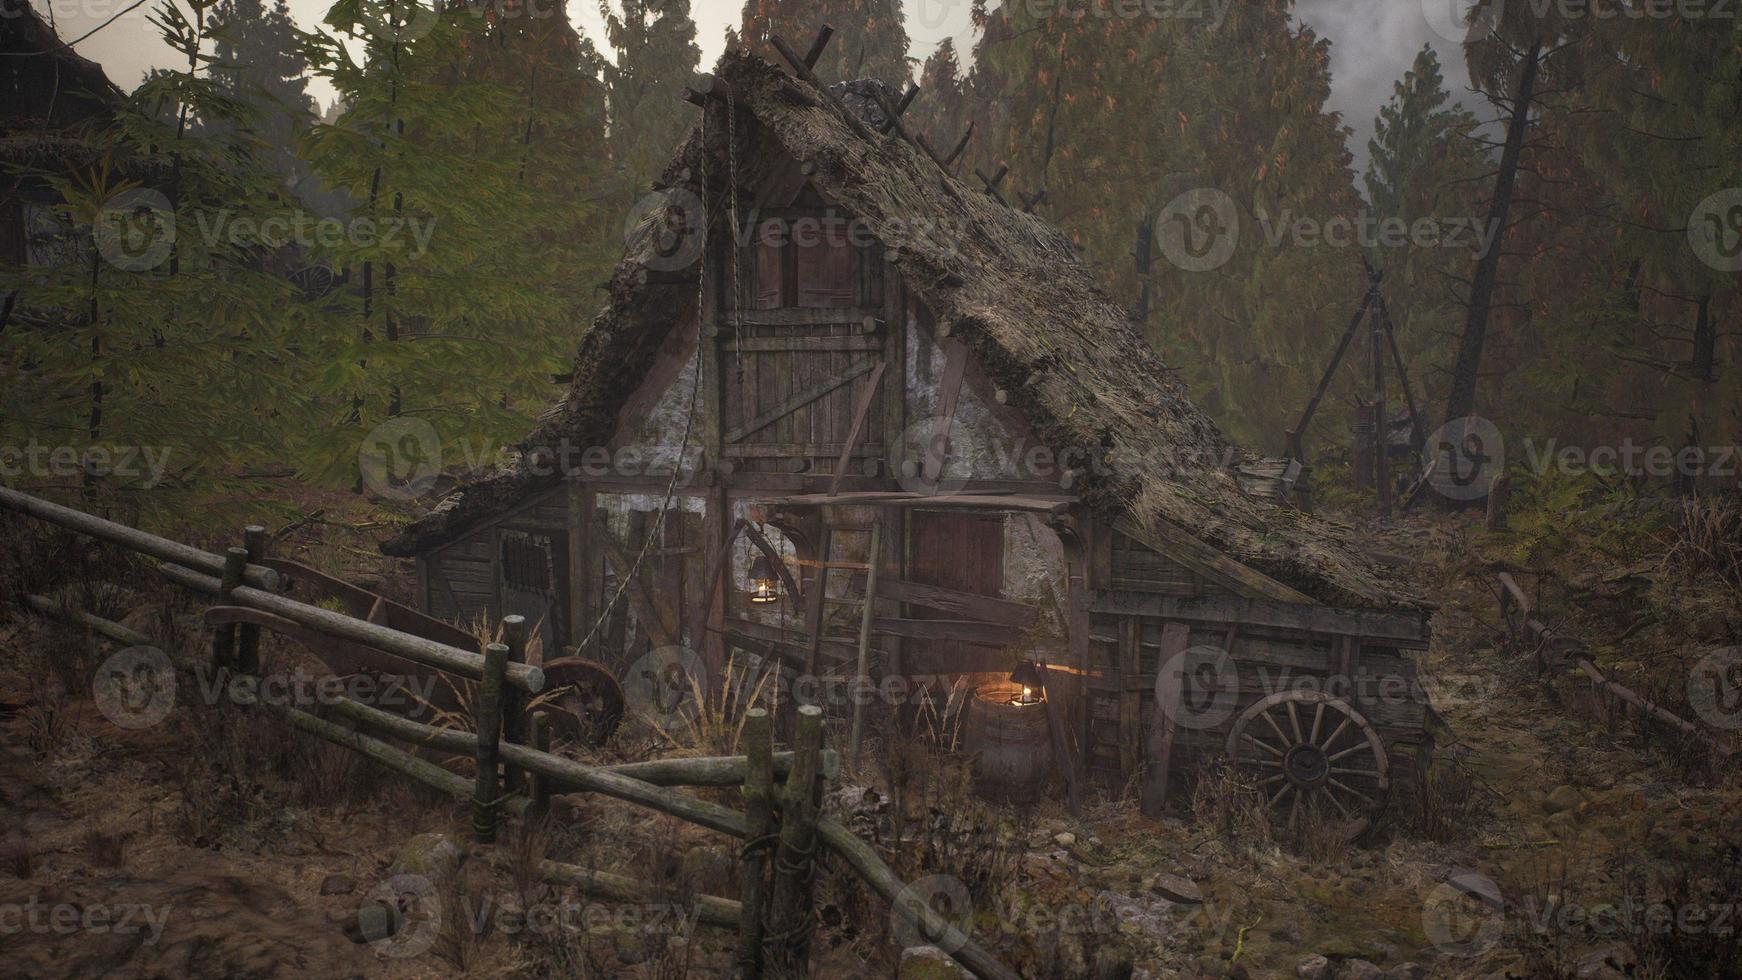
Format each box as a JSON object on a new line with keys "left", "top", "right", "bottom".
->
{"left": 613, "top": 927, "right": 649, "bottom": 965}
{"left": 1054, "top": 832, "right": 1077, "bottom": 847}
{"left": 344, "top": 901, "right": 395, "bottom": 944}
{"left": 1544, "top": 785, "right": 1582, "bottom": 814}
{"left": 1295, "top": 954, "right": 1330, "bottom": 979}
{"left": 1148, "top": 872, "right": 1203, "bottom": 905}
{"left": 900, "top": 945, "right": 968, "bottom": 979}
{"left": 1384, "top": 965, "right": 1427, "bottom": 980}
{"left": 388, "top": 833, "right": 461, "bottom": 884}
{"left": 318, "top": 873, "right": 354, "bottom": 896}
{"left": 1345, "top": 960, "right": 1384, "bottom": 980}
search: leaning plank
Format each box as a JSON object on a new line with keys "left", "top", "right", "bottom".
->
{"left": 0, "top": 486, "right": 279, "bottom": 591}
{"left": 724, "top": 357, "right": 877, "bottom": 443}
{"left": 830, "top": 360, "right": 889, "bottom": 496}
{"left": 24, "top": 593, "right": 153, "bottom": 647}
{"left": 1112, "top": 518, "right": 1317, "bottom": 605}
{"left": 156, "top": 562, "right": 545, "bottom": 692}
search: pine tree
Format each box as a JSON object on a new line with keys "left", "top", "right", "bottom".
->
{"left": 735, "top": 0, "right": 911, "bottom": 88}
{"left": 208, "top": 0, "right": 317, "bottom": 189}
{"left": 602, "top": 0, "right": 701, "bottom": 202}
{"left": 912, "top": 37, "right": 967, "bottom": 153}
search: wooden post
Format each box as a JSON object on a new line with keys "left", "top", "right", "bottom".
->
{"left": 848, "top": 521, "right": 882, "bottom": 770}
{"left": 1486, "top": 471, "right": 1512, "bottom": 531}
{"left": 473, "top": 641, "right": 509, "bottom": 843}
{"left": 801, "top": 522, "right": 834, "bottom": 681}
{"left": 212, "top": 547, "right": 247, "bottom": 669}
{"left": 1372, "top": 300, "right": 1390, "bottom": 514}
{"left": 500, "top": 615, "right": 527, "bottom": 793}
{"left": 737, "top": 707, "right": 774, "bottom": 976}
{"left": 767, "top": 704, "right": 824, "bottom": 973}
{"left": 1141, "top": 623, "right": 1190, "bottom": 816}
{"left": 527, "top": 710, "right": 552, "bottom": 822}
{"left": 237, "top": 526, "right": 266, "bottom": 674}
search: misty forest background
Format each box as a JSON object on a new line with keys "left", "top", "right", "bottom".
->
{"left": 4, "top": 0, "right": 1738, "bottom": 527}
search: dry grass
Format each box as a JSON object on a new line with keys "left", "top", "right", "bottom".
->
{"left": 1660, "top": 495, "right": 1742, "bottom": 599}
{"left": 1189, "top": 762, "right": 1274, "bottom": 853}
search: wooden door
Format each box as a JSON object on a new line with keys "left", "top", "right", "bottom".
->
{"left": 905, "top": 511, "right": 1006, "bottom": 672}
{"left": 499, "top": 529, "right": 567, "bottom": 660}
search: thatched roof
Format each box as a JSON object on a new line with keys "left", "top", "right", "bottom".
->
{"left": 383, "top": 50, "right": 1424, "bottom": 612}
{"left": 2, "top": 0, "right": 126, "bottom": 133}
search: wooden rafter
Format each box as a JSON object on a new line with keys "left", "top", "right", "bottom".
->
{"left": 920, "top": 339, "right": 968, "bottom": 489}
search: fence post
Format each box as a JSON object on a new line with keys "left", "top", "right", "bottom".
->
{"left": 500, "top": 615, "right": 527, "bottom": 793}
{"left": 474, "top": 641, "right": 509, "bottom": 843}
{"left": 237, "top": 526, "right": 267, "bottom": 674}
{"left": 212, "top": 547, "right": 247, "bottom": 670}
{"left": 737, "top": 707, "right": 774, "bottom": 976}
{"left": 766, "top": 703, "right": 824, "bottom": 974}
{"left": 527, "top": 710, "right": 552, "bottom": 822}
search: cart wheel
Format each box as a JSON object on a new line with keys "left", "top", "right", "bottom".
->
{"left": 534, "top": 657, "right": 625, "bottom": 748}
{"left": 1225, "top": 689, "right": 1390, "bottom": 838}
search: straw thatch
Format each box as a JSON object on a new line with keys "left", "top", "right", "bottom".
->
{"left": 2, "top": 0, "right": 127, "bottom": 133}
{"left": 383, "top": 50, "right": 1423, "bottom": 611}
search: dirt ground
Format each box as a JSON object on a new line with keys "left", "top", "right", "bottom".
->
{"left": 1, "top": 493, "right": 1738, "bottom": 979}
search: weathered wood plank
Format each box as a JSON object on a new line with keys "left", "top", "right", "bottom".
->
{"left": 1112, "top": 518, "right": 1318, "bottom": 605}
{"left": 878, "top": 577, "right": 1040, "bottom": 628}
{"left": 1090, "top": 591, "right": 1429, "bottom": 647}
{"left": 871, "top": 616, "right": 1022, "bottom": 647}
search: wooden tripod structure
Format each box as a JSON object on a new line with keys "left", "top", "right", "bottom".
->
{"left": 1285, "top": 260, "right": 1426, "bottom": 514}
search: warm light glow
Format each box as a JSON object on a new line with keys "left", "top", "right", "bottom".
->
{"left": 1010, "top": 685, "right": 1043, "bottom": 706}
{"left": 749, "top": 581, "right": 778, "bottom": 604}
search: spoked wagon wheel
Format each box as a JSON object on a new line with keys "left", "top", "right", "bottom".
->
{"left": 534, "top": 657, "right": 625, "bottom": 748}
{"left": 1225, "top": 690, "right": 1390, "bottom": 839}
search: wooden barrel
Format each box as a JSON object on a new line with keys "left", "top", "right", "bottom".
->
{"left": 963, "top": 681, "right": 1054, "bottom": 805}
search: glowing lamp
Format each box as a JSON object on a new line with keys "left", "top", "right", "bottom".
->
{"left": 747, "top": 553, "right": 780, "bottom": 604}
{"left": 1008, "top": 659, "right": 1045, "bottom": 705}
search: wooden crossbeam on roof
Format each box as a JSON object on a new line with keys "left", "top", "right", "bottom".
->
{"left": 975, "top": 164, "right": 1009, "bottom": 206}
{"left": 944, "top": 121, "right": 974, "bottom": 167}
{"left": 878, "top": 83, "right": 919, "bottom": 134}
{"left": 1018, "top": 188, "right": 1047, "bottom": 213}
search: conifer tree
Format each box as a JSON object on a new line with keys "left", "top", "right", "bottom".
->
{"left": 736, "top": 0, "right": 911, "bottom": 88}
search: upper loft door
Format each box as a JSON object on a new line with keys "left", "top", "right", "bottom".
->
{"left": 905, "top": 510, "right": 1007, "bottom": 673}
{"left": 717, "top": 186, "right": 889, "bottom": 482}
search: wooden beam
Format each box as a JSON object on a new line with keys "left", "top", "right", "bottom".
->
{"left": 715, "top": 617, "right": 859, "bottom": 664}
{"left": 766, "top": 491, "right": 1071, "bottom": 514}
{"left": 944, "top": 121, "right": 974, "bottom": 167}
{"left": 1286, "top": 277, "right": 1379, "bottom": 460}
{"left": 799, "top": 24, "right": 835, "bottom": 70}
{"left": 802, "top": 523, "right": 834, "bottom": 678}
{"left": 1116, "top": 617, "right": 1140, "bottom": 782}
{"left": 878, "top": 83, "right": 919, "bottom": 134}
{"left": 1088, "top": 590, "right": 1429, "bottom": 646}
{"left": 877, "top": 578, "right": 1040, "bottom": 628}
{"left": 724, "top": 357, "right": 877, "bottom": 443}
{"left": 871, "top": 617, "right": 1022, "bottom": 647}
{"left": 1110, "top": 517, "right": 1319, "bottom": 605}
{"left": 830, "top": 360, "right": 888, "bottom": 496}
{"left": 849, "top": 521, "right": 883, "bottom": 767}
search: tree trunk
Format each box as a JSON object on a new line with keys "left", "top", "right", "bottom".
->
{"left": 1445, "top": 40, "right": 1542, "bottom": 422}
{"left": 1692, "top": 288, "right": 1715, "bottom": 382}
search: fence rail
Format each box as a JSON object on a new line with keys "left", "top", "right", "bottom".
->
{"left": 6, "top": 486, "right": 1018, "bottom": 980}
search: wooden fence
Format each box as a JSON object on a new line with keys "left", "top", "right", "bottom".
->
{"left": 1, "top": 486, "right": 1018, "bottom": 980}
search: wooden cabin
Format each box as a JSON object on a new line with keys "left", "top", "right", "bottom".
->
{"left": 1, "top": 0, "right": 129, "bottom": 269}
{"left": 382, "top": 50, "right": 1434, "bottom": 827}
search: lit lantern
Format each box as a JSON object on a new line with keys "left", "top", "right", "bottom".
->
{"left": 1008, "top": 659, "right": 1044, "bottom": 705}
{"left": 747, "top": 553, "right": 780, "bottom": 604}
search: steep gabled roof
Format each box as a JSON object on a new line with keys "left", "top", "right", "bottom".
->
{"left": 1, "top": 0, "right": 127, "bottom": 134}
{"left": 383, "top": 50, "right": 1423, "bottom": 612}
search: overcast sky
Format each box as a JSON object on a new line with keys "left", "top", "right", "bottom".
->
{"left": 42, "top": 0, "right": 1482, "bottom": 177}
